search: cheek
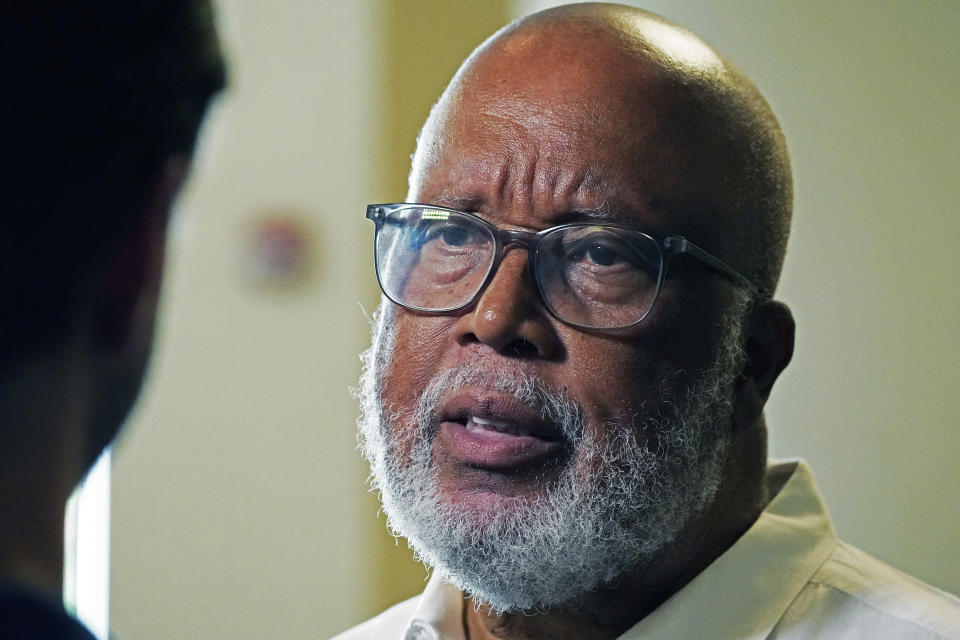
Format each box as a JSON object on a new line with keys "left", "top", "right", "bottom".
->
{"left": 380, "top": 310, "right": 456, "bottom": 419}
{"left": 555, "top": 309, "right": 721, "bottom": 438}
{"left": 561, "top": 337, "right": 673, "bottom": 431}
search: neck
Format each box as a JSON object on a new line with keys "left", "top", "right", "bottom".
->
{"left": 464, "top": 426, "right": 768, "bottom": 640}
{"left": 0, "top": 469, "right": 72, "bottom": 597}
{"left": 0, "top": 352, "right": 91, "bottom": 597}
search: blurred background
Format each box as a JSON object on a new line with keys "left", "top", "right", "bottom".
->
{"left": 107, "top": 1, "right": 959, "bottom": 638}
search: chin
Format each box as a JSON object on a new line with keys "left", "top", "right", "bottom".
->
{"left": 441, "top": 486, "right": 540, "bottom": 524}
{"left": 433, "top": 456, "right": 570, "bottom": 522}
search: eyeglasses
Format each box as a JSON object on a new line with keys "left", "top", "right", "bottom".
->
{"left": 366, "top": 203, "right": 762, "bottom": 330}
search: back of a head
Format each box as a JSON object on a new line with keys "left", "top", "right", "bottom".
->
{"left": 0, "top": 1, "right": 226, "bottom": 373}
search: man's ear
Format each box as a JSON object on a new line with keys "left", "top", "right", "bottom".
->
{"left": 734, "top": 299, "right": 795, "bottom": 426}
{"left": 91, "top": 156, "right": 189, "bottom": 351}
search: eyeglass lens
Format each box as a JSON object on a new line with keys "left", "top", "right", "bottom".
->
{"left": 374, "top": 206, "right": 665, "bottom": 329}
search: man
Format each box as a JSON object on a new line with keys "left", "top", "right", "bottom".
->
{"left": 340, "top": 3, "right": 960, "bottom": 640}
{"left": 0, "top": 2, "right": 224, "bottom": 637}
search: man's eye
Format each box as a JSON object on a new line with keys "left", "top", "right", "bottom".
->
{"left": 438, "top": 225, "right": 469, "bottom": 246}
{"left": 420, "top": 222, "right": 482, "bottom": 250}
{"left": 568, "top": 236, "right": 634, "bottom": 267}
{"left": 584, "top": 243, "right": 622, "bottom": 266}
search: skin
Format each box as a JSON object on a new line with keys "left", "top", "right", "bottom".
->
{"left": 0, "top": 159, "right": 186, "bottom": 596}
{"left": 379, "top": 5, "right": 795, "bottom": 639}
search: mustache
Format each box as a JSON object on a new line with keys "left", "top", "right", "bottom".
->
{"left": 413, "top": 364, "right": 587, "bottom": 445}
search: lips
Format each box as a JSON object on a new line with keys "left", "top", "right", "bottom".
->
{"left": 434, "top": 389, "right": 567, "bottom": 472}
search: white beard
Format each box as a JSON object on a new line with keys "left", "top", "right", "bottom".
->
{"left": 356, "top": 297, "right": 749, "bottom": 613}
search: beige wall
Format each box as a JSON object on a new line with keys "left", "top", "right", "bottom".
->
{"left": 517, "top": 0, "right": 960, "bottom": 595}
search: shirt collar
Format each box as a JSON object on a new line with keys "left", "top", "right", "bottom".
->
{"left": 400, "top": 459, "right": 836, "bottom": 640}
{"left": 404, "top": 572, "right": 466, "bottom": 640}
{"left": 619, "top": 459, "right": 837, "bottom": 639}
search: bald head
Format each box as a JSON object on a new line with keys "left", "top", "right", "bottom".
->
{"left": 412, "top": 2, "right": 791, "bottom": 294}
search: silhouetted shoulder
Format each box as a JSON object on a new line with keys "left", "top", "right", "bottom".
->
{"left": 0, "top": 585, "right": 97, "bottom": 640}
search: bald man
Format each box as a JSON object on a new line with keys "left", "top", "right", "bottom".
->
{"left": 338, "top": 4, "right": 960, "bottom": 639}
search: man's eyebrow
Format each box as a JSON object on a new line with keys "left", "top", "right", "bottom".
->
{"left": 569, "top": 202, "right": 612, "bottom": 219}
{"left": 433, "top": 192, "right": 480, "bottom": 210}
{"left": 428, "top": 194, "right": 653, "bottom": 227}
{"left": 567, "top": 202, "right": 637, "bottom": 225}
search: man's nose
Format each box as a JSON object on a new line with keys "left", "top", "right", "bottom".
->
{"left": 453, "top": 250, "right": 561, "bottom": 358}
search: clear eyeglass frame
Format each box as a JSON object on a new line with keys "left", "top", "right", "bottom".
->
{"left": 365, "top": 203, "right": 763, "bottom": 331}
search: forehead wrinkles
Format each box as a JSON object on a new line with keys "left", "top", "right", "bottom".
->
{"left": 410, "top": 25, "right": 725, "bottom": 227}
{"left": 415, "top": 89, "right": 643, "bottom": 219}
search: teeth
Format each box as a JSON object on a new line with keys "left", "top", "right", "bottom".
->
{"left": 467, "top": 415, "right": 531, "bottom": 437}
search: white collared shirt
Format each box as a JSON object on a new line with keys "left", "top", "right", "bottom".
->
{"left": 333, "top": 460, "right": 960, "bottom": 639}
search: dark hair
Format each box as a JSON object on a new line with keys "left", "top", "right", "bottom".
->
{"left": 0, "top": 1, "right": 225, "bottom": 366}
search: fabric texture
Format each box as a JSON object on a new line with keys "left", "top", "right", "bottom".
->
{"left": 0, "top": 583, "right": 98, "bottom": 640}
{"left": 332, "top": 460, "right": 960, "bottom": 640}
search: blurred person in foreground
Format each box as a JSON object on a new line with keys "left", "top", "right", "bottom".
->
{"left": 0, "top": 2, "right": 224, "bottom": 637}
{"left": 338, "top": 3, "right": 960, "bottom": 639}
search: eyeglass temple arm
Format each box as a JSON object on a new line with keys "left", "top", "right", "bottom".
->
{"left": 664, "top": 236, "right": 768, "bottom": 299}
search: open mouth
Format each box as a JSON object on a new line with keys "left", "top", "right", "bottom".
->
{"left": 465, "top": 415, "right": 544, "bottom": 438}
{"left": 435, "top": 392, "right": 567, "bottom": 472}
